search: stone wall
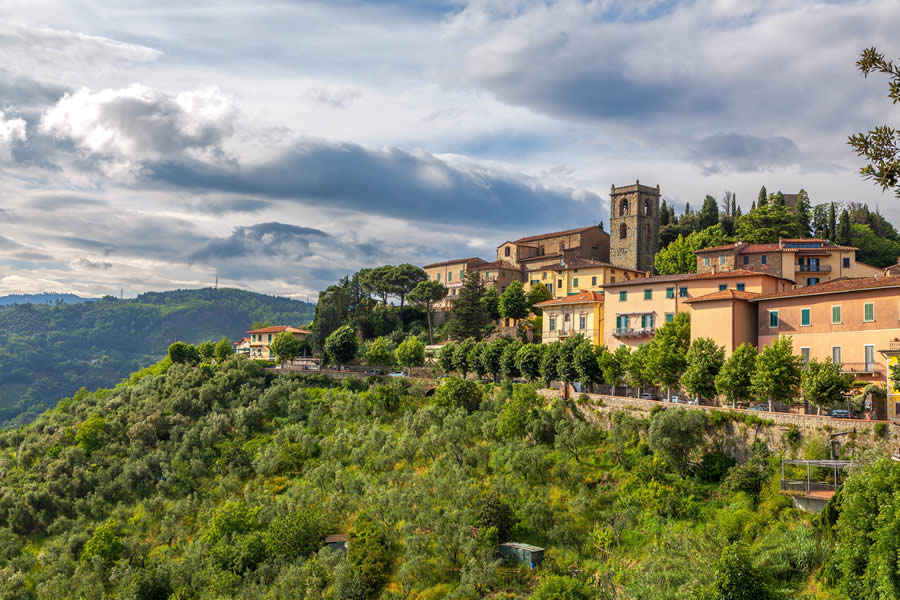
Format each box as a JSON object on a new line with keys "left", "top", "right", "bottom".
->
{"left": 538, "top": 389, "right": 897, "bottom": 462}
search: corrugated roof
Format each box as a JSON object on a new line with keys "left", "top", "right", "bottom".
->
{"left": 600, "top": 269, "right": 792, "bottom": 288}
{"left": 753, "top": 276, "right": 900, "bottom": 301}
{"left": 683, "top": 289, "right": 761, "bottom": 303}
{"left": 510, "top": 225, "right": 601, "bottom": 244}
{"left": 500, "top": 542, "right": 545, "bottom": 552}
{"left": 325, "top": 534, "right": 348, "bottom": 543}
{"left": 422, "top": 257, "right": 486, "bottom": 269}
{"left": 246, "top": 326, "right": 310, "bottom": 334}
{"left": 535, "top": 291, "right": 604, "bottom": 306}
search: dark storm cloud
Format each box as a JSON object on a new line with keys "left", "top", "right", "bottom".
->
{"left": 689, "top": 134, "right": 801, "bottom": 174}
{"left": 188, "top": 222, "right": 332, "bottom": 262}
{"left": 144, "top": 140, "right": 598, "bottom": 229}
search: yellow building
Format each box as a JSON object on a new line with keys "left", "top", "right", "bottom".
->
{"left": 422, "top": 257, "right": 487, "bottom": 310}
{"left": 534, "top": 291, "right": 605, "bottom": 346}
{"left": 246, "top": 326, "right": 309, "bottom": 359}
{"left": 525, "top": 257, "right": 646, "bottom": 299}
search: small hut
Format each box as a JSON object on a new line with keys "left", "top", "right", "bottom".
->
{"left": 324, "top": 534, "right": 348, "bottom": 553}
{"left": 498, "top": 542, "right": 544, "bottom": 568}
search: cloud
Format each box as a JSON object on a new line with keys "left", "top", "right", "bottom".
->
{"left": 29, "top": 194, "right": 108, "bottom": 211}
{"left": 188, "top": 222, "right": 331, "bottom": 262}
{"left": 0, "top": 110, "right": 27, "bottom": 159}
{"left": 71, "top": 257, "right": 113, "bottom": 270}
{"left": 186, "top": 197, "right": 272, "bottom": 214}
{"left": 307, "top": 87, "right": 363, "bottom": 109}
{"left": 688, "top": 133, "right": 801, "bottom": 174}
{"left": 40, "top": 84, "right": 237, "bottom": 174}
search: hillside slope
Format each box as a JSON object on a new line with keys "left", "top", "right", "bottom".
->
{"left": 0, "top": 293, "right": 98, "bottom": 306}
{"left": 0, "top": 357, "right": 868, "bottom": 599}
{"left": 0, "top": 287, "right": 313, "bottom": 426}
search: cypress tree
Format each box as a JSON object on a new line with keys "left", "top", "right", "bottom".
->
{"left": 757, "top": 186, "right": 767, "bottom": 207}
{"left": 660, "top": 199, "right": 670, "bottom": 226}
{"left": 446, "top": 271, "right": 490, "bottom": 340}
{"left": 828, "top": 202, "right": 837, "bottom": 241}
{"left": 837, "top": 210, "right": 852, "bottom": 246}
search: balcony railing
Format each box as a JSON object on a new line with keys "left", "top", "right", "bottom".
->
{"left": 614, "top": 327, "right": 655, "bottom": 337}
{"left": 797, "top": 264, "right": 831, "bottom": 272}
{"left": 889, "top": 340, "right": 900, "bottom": 351}
{"left": 840, "top": 362, "right": 884, "bottom": 375}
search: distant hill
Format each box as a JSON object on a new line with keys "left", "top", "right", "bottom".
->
{"left": 0, "top": 287, "right": 314, "bottom": 426}
{"left": 0, "top": 292, "right": 99, "bottom": 306}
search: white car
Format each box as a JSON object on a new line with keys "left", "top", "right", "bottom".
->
{"left": 669, "top": 395, "right": 680, "bottom": 403}
{"left": 388, "top": 371, "right": 406, "bottom": 377}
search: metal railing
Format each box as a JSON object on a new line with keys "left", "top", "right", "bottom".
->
{"left": 890, "top": 340, "right": 900, "bottom": 351}
{"left": 780, "top": 480, "right": 839, "bottom": 495}
{"left": 797, "top": 264, "right": 831, "bottom": 272}
{"left": 613, "top": 327, "right": 655, "bottom": 337}
{"left": 840, "top": 362, "right": 883, "bottom": 374}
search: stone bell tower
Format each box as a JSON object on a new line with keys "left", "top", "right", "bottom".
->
{"left": 609, "top": 180, "right": 660, "bottom": 273}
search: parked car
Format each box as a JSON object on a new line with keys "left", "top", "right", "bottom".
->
{"left": 669, "top": 395, "right": 680, "bottom": 403}
{"left": 640, "top": 393, "right": 655, "bottom": 400}
{"left": 748, "top": 403, "right": 770, "bottom": 411}
{"left": 829, "top": 409, "right": 850, "bottom": 419}
{"left": 686, "top": 397, "right": 699, "bottom": 405}
{"left": 366, "top": 369, "right": 385, "bottom": 376}
{"left": 388, "top": 371, "right": 406, "bottom": 377}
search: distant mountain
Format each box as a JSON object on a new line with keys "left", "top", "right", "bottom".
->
{"left": 0, "top": 293, "right": 99, "bottom": 306}
{"left": 0, "top": 287, "right": 315, "bottom": 426}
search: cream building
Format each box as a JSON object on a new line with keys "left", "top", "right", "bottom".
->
{"left": 535, "top": 291, "right": 605, "bottom": 346}
{"left": 422, "top": 257, "right": 487, "bottom": 310}
{"left": 525, "top": 257, "right": 646, "bottom": 299}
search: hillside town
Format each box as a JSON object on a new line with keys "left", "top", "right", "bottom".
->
{"left": 422, "top": 181, "right": 900, "bottom": 419}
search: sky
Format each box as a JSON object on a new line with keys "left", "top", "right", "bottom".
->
{"left": 0, "top": 0, "right": 898, "bottom": 300}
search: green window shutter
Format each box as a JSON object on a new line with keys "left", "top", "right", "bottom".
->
{"left": 770, "top": 311, "right": 779, "bottom": 328}
{"left": 665, "top": 313, "right": 674, "bottom": 323}
{"left": 864, "top": 303, "right": 874, "bottom": 322}
{"left": 666, "top": 287, "right": 674, "bottom": 298}
{"left": 832, "top": 306, "right": 841, "bottom": 323}
{"left": 460, "top": 270, "right": 464, "bottom": 280}
{"left": 644, "top": 289, "right": 652, "bottom": 300}
{"left": 573, "top": 277, "right": 578, "bottom": 287}
{"left": 801, "top": 308, "right": 810, "bottom": 326}
{"left": 592, "top": 277, "right": 597, "bottom": 286}
{"left": 619, "top": 291, "right": 627, "bottom": 301}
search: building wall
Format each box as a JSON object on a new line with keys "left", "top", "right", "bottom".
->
{"left": 689, "top": 300, "right": 758, "bottom": 356}
{"left": 476, "top": 267, "right": 523, "bottom": 292}
{"left": 757, "top": 288, "right": 900, "bottom": 382}
{"left": 696, "top": 247, "right": 882, "bottom": 287}
{"left": 609, "top": 183, "right": 660, "bottom": 273}
{"left": 424, "top": 262, "right": 478, "bottom": 310}
{"left": 525, "top": 264, "right": 645, "bottom": 299}
{"left": 542, "top": 301, "right": 603, "bottom": 345}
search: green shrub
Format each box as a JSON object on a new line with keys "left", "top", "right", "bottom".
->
{"left": 697, "top": 450, "right": 736, "bottom": 483}
{"left": 433, "top": 377, "right": 483, "bottom": 413}
{"left": 874, "top": 422, "right": 887, "bottom": 438}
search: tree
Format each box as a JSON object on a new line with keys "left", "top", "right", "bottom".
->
{"left": 681, "top": 338, "right": 725, "bottom": 403}
{"left": 395, "top": 336, "right": 425, "bottom": 369}
{"left": 365, "top": 336, "right": 394, "bottom": 366}
{"left": 794, "top": 189, "right": 812, "bottom": 237}
{"left": 526, "top": 283, "right": 553, "bottom": 316}
{"left": 214, "top": 336, "right": 235, "bottom": 362}
{"left": 500, "top": 338, "right": 524, "bottom": 381}
{"left": 599, "top": 345, "right": 628, "bottom": 390}
{"left": 734, "top": 203, "right": 806, "bottom": 243}
{"left": 556, "top": 334, "right": 582, "bottom": 390}
{"left": 837, "top": 209, "right": 852, "bottom": 246}
{"left": 81, "top": 519, "right": 124, "bottom": 565}
{"left": 647, "top": 407, "right": 706, "bottom": 476}
{"left": 469, "top": 341, "right": 488, "bottom": 379}
{"left": 270, "top": 331, "right": 304, "bottom": 366}
{"left": 812, "top": 203, "right": 830, "bottom": 238}
{"left": 515, "top": 343, "right": 544, "bottom": 383}
{"left": 757, "top": 185, "right": 768, "bottom": 207}
{"left": 699, "top": 542, "right": 772, "bottom": 600}
{"left": 848, "top": 47, "right": 900, "bottom": 198}
{"left": 453, "top": 337, "right": 476, "bottom": 378}
{"left": 477, "top": 492, "right": 515, "bottom": 542}
{"left": 389, "top": 264, "right": 427, "bottom": 312}
{"left": 447, "top": 271, "right": 490, "bottom": 340}
{"left": 531, "top": 575, "right": 593, "bottom": 600}
{"left": 646, "top": 312, "right": 691, "bottom": 400}
{"left": 654, "top": 225, "right": 731, "bottom": 275}
{"left": 751, "top": 336, "right": 802, "bottom": 411}
{"left": 626, "top": 343, "right": 653, "bottom": 397}
{"left": 573, "top": 338, "right": 603, "bottom": 390}
{"left": 349, "top": 513, "right": 390, "bottom": 597}
{"left": 266, "top": 511, "right": 330, "bottom": 560}
{"left": 198, "top": 340, "right": 215, "bottom": 361}
{"left": 660, "top": 199, "right": 670, "bottom": 226}
{"left": 715, "top": 343, "right": 758, "bottom": 408}
{"left": 363, "top": 265, "right": 396, "bottom": 305}
{"left": 438, "top": 341, "right": 457, "bottom": 373}
{"left": 699, "top": 194, "right": 719, "bottom": 229}
{"left": 481, "top": 338, "right": 508, "bottom": 383}
{"left": 251, "top": 320, "right": 271, "bottom": 330}
{"left": 802, "top": 358, "right": 854, "bottom": 415}
{"left": 540, "top": 341, "right": 561, "bottom": 386}
{"left": 481, "top": 286, "right": 501, "bottom": 321}
{"left": 167, "top": 341, "right": 199, "bottom": 365}
{"left": 324, "top": 325, "right": 358, "bottom": 367}
{"left": 828, "top": 202, "right": 837, "bottom": 241}
{"left": 498, "top": 281, "right": 529, "bottom": 321}
{"left": 75, "top": 414, "right": 107, "bottom": 455}
{"left": 433, "top": 377, "right": 482, "bottom": 412}
{"left": 408, "top": 279, "right": 448, "bottom": 345}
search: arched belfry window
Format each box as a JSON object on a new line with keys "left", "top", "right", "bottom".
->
{"left": 620, "top": 199, "right": 629, "bottom": 216}
{"left": 620, "top": 223, "right": 628, "bottom": 239}
{"left": 644, "top": 199, "right": 650, "bottom": 216}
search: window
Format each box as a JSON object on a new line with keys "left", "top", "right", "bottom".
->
{"left": 549, "top": 317, "right": 556, "bottom": 331}
{"left": 459, "top": 270, "right": 464, "bottom": 280}
{"left": 864, "top": 302, "right": 874, "bottom": 322}
{"left": 665, "top": 313, "right": 674, "bottom": 323}
{"left": 531, "top": 280, "right": 539, "bottom": 286}
{"left": 592, "top": 276, "right": 597, "bottom": 286}
{"left": 832, "top": 346, "right": 842, "bottom": 364}
{"left": 579, "top": 315, "right": 586, "bottom": 329}
{"left": 719, "top": 284, "right": 727, "bottom": 291}
{"left": 679, "top": 287, "right": 688, "bottom": 298}
{"left": 807, "top": 278, "right": 819, "bottom": 286}
{"left": 761, "top": 255, "right": 767, "bottom": 265}
{"left": 843, "top": 257, "right": 850, "bottom": 268}
{"left": 436, "top": 273, "right": 441, "bottom": 282}
{"left": 644, "top": 289, "right": 652, "bottom": 300}
{"left": 572, "top": 277, "right": 579, "bottom": 287}
{"left": 548, "top": 283, "right": 553, "bottom": 293}
{"left": 617, "top": 315, "right": 628, "bottom": 329}
{"left": 620, "top": 199, "right": 629, "bottom": 215}
{"left": 610, "top": 276, "right": 616, "bottom": 283}
{"left": 542, "top": 272, "right": 547, "bottom": 280}
{"left": 666, "top": 287, "right": 675, "bottom": 299}
{"left": 505, "top": 246, "right": 510, "bottom": 257}
{"left": 769, "top": 310, "right": 779, "bottom": 328}
{"left": 832, "top": 305, "right": 842, "bottom": 324}
{"left": 558, "top": 279, "right": 563, "bottom": 290}
{"left": 704, "top": 257, "right": 710, "bottom": 266}
{"left": 564, "top": 313, "right": 570, "bottom": 322}
{"left": 736, "top": 283, "right": 745, "bottom": 291}
{"left": 743, "top": 255, "right": 749, "bottom": 265}
{"left": 800, "top": 347, "right": 810, "bottom": 365}
{"left": 447, "top": 272, "right": 452, "bottom": 282}
{"left": 719, "top": 255, "right": 726, "bottom": 265}
{"left": 865, "top": 345, "right": 875, "bottom": 371}
{"left": 801, "top": 308, "right": 811, "bottom": 326}
{"left": 619, "top": 223, "right": 628, "bottom": 239}
{"left": 268, "top": 334, "right": 272, "bottom": 342}
{"left": 619, "top": 291, "right": 627, "bottom": 301}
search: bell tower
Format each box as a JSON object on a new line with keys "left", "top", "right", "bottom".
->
{"left": 609, "top": 180, "right": 660, "bottom": 273}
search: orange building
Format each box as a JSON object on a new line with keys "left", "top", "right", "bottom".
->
{"left": 246, "top": 326, "right": 309, "bottom": 360}
{"left": 754, "top": 277, "right": 900, "bottom": 392}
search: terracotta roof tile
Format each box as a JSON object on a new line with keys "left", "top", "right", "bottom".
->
{"left": 509, "top": 225, "right": 601, "bottom": 245}
{"left": 535, "top": 291, "right": 604, "bottom": 306}
{"left": 246, "top": 326, "right": 310, "bottom": 334}
{"left": 601, "top": 269, "right": 791, "bottom": 288}
{"left": 753, "top": 276, "right": 900, "bottom": 301}
{"left": 469, "top": 260, "right": 521, "bottom": 271}
{"left": 694, "top": 239, "right": 858, "bottom": 255}
{"left": 518, "top": 252, "right": 564, "bottom": 263}
{"left": 683, "top": 289, "right": 761, "bottom": 303}
{"left": 422, "top": 257, "right": 486, "bottom": 269}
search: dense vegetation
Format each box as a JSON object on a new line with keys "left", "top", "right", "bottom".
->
{"left": 0, "top": 288, "right": 313, "bottom": 426}
{"left": 0, "top": 293, "right": 97, "bottom": 306}
{"left": 0, "top": 353, "right": 892, "bottom": 599}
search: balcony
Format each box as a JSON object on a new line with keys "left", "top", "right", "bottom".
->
{"left": 840, "top": 362, "right": 884, "bottom": 375}
{"left": 797, "top": 264, "right": 831, "bottom": 273}
{"left": 613, "top": 327, "right": 655, "bottom": 337}
{"left": 889, "top": 339, "right": 900, "bottom": 351}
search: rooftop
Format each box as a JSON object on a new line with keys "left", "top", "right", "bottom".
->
{"left": 422, "top": 257, "right": 486, "bottom": 269}
{"left": 682, "top": 289, "right": 761, "bottom": 303}
{"left": 506, "top": 225, "right": 602, "bottom": 245}
{"left": 526, "top": 256, "right": 645, "bottom": 273}
{"left": 469, "top": 260, "right": 521, "bottom": 271}
{"left": 754, "top": 275, "right": 900, "bottom": 301}
{"left": 695, "top": 239, "right": 858, "bottom": 255}
{"left": 246, "top": 326, "right": 310, "bottom": 334}
{"left": 600, "top": 269, "right": 791, "bottom": 288}
{"left": 518, "top": 251, "right": 564, "bottom": 263}
{"left": 535, "top": 290, "right": 604, "bottom": 306}
{"left": 499, "top": 542, "right": 545, "bottom": 552}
